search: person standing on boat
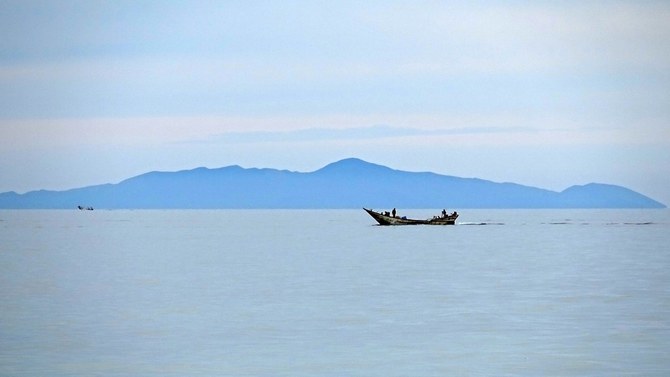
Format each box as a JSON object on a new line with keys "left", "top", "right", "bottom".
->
{"left": 392, "top": 208, "right": 396, "bottom": 218}
{"left": 442, "top": 209, "right": 447, "bottom": 217}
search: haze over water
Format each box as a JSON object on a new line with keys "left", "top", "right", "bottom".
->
{"left": 1, "top": 209, "right": 668, "bottom": 376}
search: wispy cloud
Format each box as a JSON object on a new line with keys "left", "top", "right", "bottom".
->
{"left": 200, "top": 125, "right": 537, "bottom": 144}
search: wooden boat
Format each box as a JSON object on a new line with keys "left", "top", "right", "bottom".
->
{"left": 363, "top": 208, "right": 458, "bottom": 225}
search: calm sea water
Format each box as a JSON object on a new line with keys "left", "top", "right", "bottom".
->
{"left": 1, "top": 209, "right": 669, "bottom": 376}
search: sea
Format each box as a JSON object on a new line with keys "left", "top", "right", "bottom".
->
{"left": 1, "top": 209, "right": 669, "bottom": 377}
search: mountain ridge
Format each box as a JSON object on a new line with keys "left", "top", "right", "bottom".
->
{"left": 0, "top": 158, "right": 665, "bottom": 209}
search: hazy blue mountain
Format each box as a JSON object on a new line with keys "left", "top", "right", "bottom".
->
{"left": 0, "top": 158, "right": 665, "bottom": 209}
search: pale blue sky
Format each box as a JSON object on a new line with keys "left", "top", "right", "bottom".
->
{"left": 1, "top": 1, "right": 669, "bottom": 204}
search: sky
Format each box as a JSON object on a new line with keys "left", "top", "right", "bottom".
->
{"left": 1, "top": 0, "right": 669, "bottom": 205}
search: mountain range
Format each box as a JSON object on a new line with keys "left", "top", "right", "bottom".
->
{"left": 0, "top": 158, "right": 665, "bottom": 209}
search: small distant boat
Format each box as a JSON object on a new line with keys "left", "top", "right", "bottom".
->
{"left": 77, "top": 205, "right": 94, "bottom": 211}
{"left": 363, "top": 208, "right": 458, "bottom": 225}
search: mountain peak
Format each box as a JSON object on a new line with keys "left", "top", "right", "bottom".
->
{"left": 315, "top": 158, "right": 393, "bottom": 175}
{"left": 560, "top": 183, "right": 665, "bottom": 208}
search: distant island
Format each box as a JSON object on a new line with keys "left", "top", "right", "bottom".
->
{"left": 0, "top": 158, "right": 665, "bottom": 209}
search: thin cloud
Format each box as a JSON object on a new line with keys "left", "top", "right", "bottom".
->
{"left": 201, "top": 125, "right": 537, "bottom": 144}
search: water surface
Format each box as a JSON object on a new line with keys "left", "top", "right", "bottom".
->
{"left": 1, "top": 209, "right": 669, "bottom": 376}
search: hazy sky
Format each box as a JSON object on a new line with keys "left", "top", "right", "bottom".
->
{"left": 1, "top": 0, "right": 669, "bottom": 204}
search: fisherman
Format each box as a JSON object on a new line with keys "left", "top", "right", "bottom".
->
{"left": 442, "top": 209, "right": 447, "bottom": 217}
{"left": 392, "top": 208, "right": 396, "bottom": 218}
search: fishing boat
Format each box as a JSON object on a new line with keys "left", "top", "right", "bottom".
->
{"left": 363, "top": 208, "right": 458, "bottom": 225}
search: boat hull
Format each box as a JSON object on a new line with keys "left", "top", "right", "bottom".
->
{"left": 363, "top": 208, "right": 457, "bottom": 225}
